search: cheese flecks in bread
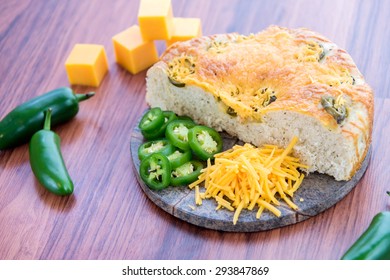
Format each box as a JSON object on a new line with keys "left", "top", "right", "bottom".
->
{"left": 146, "top": 26, "right": 374, "bottom": 181}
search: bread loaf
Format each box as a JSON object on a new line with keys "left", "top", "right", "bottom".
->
{"left": 145, "top": 26, "right": 374, "bottom": 181}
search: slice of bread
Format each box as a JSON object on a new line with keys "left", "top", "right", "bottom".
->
{"left": 145, "top": 26, "right": 374, "bottom": 181}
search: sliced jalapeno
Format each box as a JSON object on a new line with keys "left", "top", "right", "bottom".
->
{"left": 188, "top": 125, "right": 223, "bottom": 160}
{"left": 138, "top": 139, "right": 174, "bottom": 161}
{"left": 177, "top": 115, "right": 194, "bottom": 122}
{"left": 139, "top": 107, "right": 165, "bottom": 135}
{"left": 139, "top": 153, "right": 171, "bottom": 190}
{"left": 321, "top": 96, "right": 347, "bottom": 124}
{"left": 171, "top": 160, "right": 203, "bottom": 186}
{"left": 165, "top": 120, "right": 196, "bottom": 150}
{"left": 168, "top": 76, "right": 186, "bottom": 88}
{"left": 167, "top": 147, "right": 192, "bottom": 169}
{"left": 142, "top": 111, "right": 178, "bottom": 140}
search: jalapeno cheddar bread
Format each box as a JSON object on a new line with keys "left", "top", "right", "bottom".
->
{"left": 145, "top": 26, "right": 374, "bottom": 181}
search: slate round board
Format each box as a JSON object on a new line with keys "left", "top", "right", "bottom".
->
{"left": 130, "top": 125, "right": 371, "bottom": 232}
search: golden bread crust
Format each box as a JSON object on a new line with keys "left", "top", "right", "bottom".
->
{"left": 157, "top": 26, "right": 374, "bottom": 179}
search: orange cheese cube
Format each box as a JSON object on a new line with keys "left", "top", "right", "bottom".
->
{"left": 112, "top": 25, "right": 159, "bottom": 75}
{"left": 65, "top": 44, "right": 109, "bottom": 87}
{"left": 166, "top": 17, "right": 202, "bottom": 46}
{"left": 138, "top": 0, "right": 174, "bottom": 40}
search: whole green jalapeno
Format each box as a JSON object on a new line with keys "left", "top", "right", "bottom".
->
{"left": 29, "top": 109, "right": 74, "bottom": 196}
{"left": 341, "top": 211, "right": 390, "bottom": 260}
{"left": 0, "top": 87, "right": 94, "bottom": 150}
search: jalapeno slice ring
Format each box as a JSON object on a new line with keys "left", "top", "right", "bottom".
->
{"left": 138, "top": 139, "right": 175, "bottom": 161}
{"left": 188, "top": 125, "right": 223, "bottom": 160}
{"left": 166, "top": 147, "right": 192, "bottom": 169}
{"left": 170, "top": 160, "right": 203, "bottom": 186}
{"left": 142, "top": 110, "right": 178, "bottom": 140}
{"left": 177, "top": 115, "right": 194, "bottom": 122}
{"left": 139, "top": 107, "right": 165, "bottom": 135}
{"left": 139, "top": 153, "right": 171, "bottom": 190}
{"left": 165, "top": 120, "right": 196, "bottom": 150}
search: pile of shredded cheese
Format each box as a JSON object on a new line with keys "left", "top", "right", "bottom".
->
{"left": 189, "top": 136, "right": 308, "bottom": 224}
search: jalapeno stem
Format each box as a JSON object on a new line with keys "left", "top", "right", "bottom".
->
{"left": 43, "top": 108, "right": 52, "bottom": 131}
{"left": 75, "top": 92, "right": 95, "bottom": 102}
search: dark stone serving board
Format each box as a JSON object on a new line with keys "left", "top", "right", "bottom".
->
{"left": 130, "top": 125, "right": 370, "bottom": 232}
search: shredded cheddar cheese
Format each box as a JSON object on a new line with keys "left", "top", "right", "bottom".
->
{"left": 167, "top": 54, "right": 196, "bottom": 83}
{"left": 295, "top": 41, "right": 324, "bottom": 62}
{"left": 189, "top": 136, "right": 308, "bottom": 225}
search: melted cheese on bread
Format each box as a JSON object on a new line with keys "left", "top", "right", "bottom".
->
{"left": 146, "top": 26, "right": 374, "bottom": 180}
{"left": 162, "top": 26, "right": 373, "bottom": 130}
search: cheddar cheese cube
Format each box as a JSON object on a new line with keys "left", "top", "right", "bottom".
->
{"left": 138, "top": 0, "right": 174, "bottom": 40}
{"left": 65, "top": 44, "right": 109, "bottom": 87}
{"left": 112, "top": 25, "right": 159, "bottom": 74}
{"left": 166, "top": 17, "right": 202, "bottom": 46}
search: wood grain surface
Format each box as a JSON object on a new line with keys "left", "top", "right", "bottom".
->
{"left": 0, "top": 0, "right": 389, "bottom": 260}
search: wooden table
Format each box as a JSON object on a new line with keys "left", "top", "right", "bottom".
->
{"left": 0, "top": 0, "right": 389, "bottom": 260}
